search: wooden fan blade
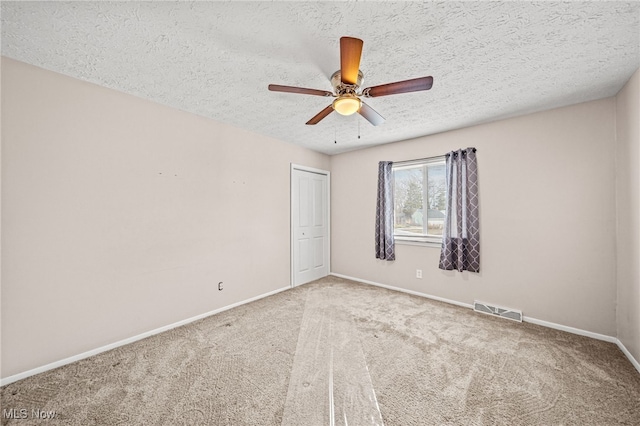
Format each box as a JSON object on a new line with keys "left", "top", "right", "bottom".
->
{"left": 340, "top": 37, "right": 364, "bottom": 85}
{"left": 364, "top": 76, "right": 433, "bottom": 98}
{"left": 306, "top": 105, "right": 334, "bottom": 125}
{"left": 268, "top": 84, "right": 333, "bottom": 97}
{"left": 358, "top": 101, "right": 385, "bottom": 126}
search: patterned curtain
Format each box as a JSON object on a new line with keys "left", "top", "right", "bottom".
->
{"left": 375, "top": 161, "right": 395, "bottom": 261}
{"left": 439, "top": 148, "right": 480, "bottom": 272}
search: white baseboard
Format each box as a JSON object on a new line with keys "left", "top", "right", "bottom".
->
{"left": 616, "top": 339, "right": 640, "bottom": 374}
{"left": 0, "top": 286, "right": 291, "bottom": 387}
{"left": 330, "top": 273, "right": 474, "bottom": 310}
{"left": 4, "top": 275, "right": 638, "bottom": 386}
{"left": 330, "top": 272, "right": 640, "bottom": 374}
{"left": 522, "top": 316, "right": 617, "bottom": 343}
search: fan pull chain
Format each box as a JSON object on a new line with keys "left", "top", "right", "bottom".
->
{"left": 358, "top": 119, "right": 361, "bottom": 139}
{"left": 334, "top": 128, "right": 337, "bottom": 144}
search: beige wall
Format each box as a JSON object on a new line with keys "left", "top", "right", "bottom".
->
{"left": 330, "top": 98, "right": 618, "bottom": 336}
{"left": 2, "top": 55, "right": 636, "bottom": 379}
{"left": 1, "top": 58, "right": 329, "bottom": 378}
{"left": 616, "top": 68, "right": 640, "bottom": 364}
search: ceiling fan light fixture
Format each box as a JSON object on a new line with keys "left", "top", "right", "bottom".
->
{"left": 333, "top": 96, "right": 361, "bottom": 116}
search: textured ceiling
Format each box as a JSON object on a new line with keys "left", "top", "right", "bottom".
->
{"left": 2, "top": 1, "right": 639, "bottom": 155}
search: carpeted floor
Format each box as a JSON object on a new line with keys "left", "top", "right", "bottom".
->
{"left": 2, "top": 276, "right": 639, "bottom": 425}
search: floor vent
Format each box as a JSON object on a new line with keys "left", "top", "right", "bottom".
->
{"left": 473, "top": 301, "right": 522, "bottom": 322}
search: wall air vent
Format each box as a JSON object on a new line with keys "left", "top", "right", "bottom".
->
{"left": 473, "top": 301, "right": 522, "bottom": 322}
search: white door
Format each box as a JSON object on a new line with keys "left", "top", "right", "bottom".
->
{"left": 291, "top": 166, "right": 329, "bottom": 287}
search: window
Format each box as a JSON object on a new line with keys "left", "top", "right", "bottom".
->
{"left": 393, "top": 156, "right": 446, "bottom": 245}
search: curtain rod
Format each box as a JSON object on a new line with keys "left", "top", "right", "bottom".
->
{"left": 394, "top": 148, "right": 476, "bottom": 165}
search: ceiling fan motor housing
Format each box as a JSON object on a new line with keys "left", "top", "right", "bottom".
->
{"left": 331, "top": 70, "right": 364, "bottom": 96}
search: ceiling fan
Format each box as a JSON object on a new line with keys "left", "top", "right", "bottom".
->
{"left": 268, "top": 36, "right": 433, "bottom": 126}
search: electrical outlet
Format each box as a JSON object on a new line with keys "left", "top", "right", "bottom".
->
{"left": 416, "top": 269, "right": 422, "bottom": 279}
{"left": 218, "top": 282, "right": 223, "bottom": 291}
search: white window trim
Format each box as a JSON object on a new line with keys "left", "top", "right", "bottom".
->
{"left": 395, "top": 236, "right": 442, "bottom": 248}
{"left": 392, "top": 155, "right": 446, "bottom": 246}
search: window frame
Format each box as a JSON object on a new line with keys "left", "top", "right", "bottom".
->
{"left": 392, "top": 155, "right": 446, "bottom": 247}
